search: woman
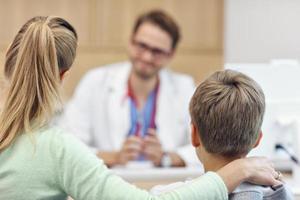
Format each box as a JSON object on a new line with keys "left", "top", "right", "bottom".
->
{"left": 0, "top": 16, "right": 280, "bottom": 200}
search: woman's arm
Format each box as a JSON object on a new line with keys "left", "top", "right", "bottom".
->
{"left": 55, "top": 131, "right": 228, "bottom": 200}
{"left": 217, "top": 157, "right": 281, "bottom": 193}
{"left": 55, "top": 131, "right": 279, "bottom": 200}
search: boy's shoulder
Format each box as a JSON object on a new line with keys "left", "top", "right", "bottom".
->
{"left": 229, "top": 182, "right": 294, "bottom": 200}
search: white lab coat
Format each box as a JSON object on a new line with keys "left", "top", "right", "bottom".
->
{"left": 60, "top": 61, "right": 200, "bottom": 165}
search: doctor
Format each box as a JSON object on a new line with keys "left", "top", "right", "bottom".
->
{"left": 61, "top": 9, "right": 197, "bottom": 167}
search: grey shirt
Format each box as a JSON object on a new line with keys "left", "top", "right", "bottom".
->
{"left": 229, "top": 182, "right": 294, "bottom": 200}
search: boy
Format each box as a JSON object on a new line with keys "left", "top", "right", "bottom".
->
{"left": 188, "top": 69, "right": 293, "bottom": 199}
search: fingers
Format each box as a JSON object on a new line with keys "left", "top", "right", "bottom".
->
{"left": 144, "top": 135, "right": 160, "bottom": 147}
{"left": 275, "top": 171, "right": 283, "bottom": 181}
{"left": 122, "top": 151, "right": 140, "bottom": 161}
{"left": 143, "top": 142, "right": 162, "bottom": 163}
{"left": 244, "top": 156, "right": 284, "bottom": 186}
{"left": 126, "top": 136, "right": 143, "bottom": 144}
{"left": 118, "top": 131, "right": 164, "bottom": 166}
{"left": 143, "top": 148, "right": 163, "bottom": 166}
{"left": 259, "top": 157, "right": 284, "bottom": 184}
{"left": 147, "top": 128, "right": 156, "bottom": 136}
{"left": 118, "top": 136, "right": 143, "bottom": 164}
{"left": 271, "top": 170, "right": 284, "bottom": 185}
{"left": 260, "top": 168, "right": 281, "bottom": 186}
{"left": 124, "top": 136, "right": 143, "bottom": 152}
{"left": 144, "top": 128, "right": 161, "bottom": 145}
{"left": 143, "top": 132, "right": 163, "bottom": 166}
{"left": 265, "top": 170, "right": 283, "bottom": 186}
{"left": 143, "top": 146, "right": 162, "bottom": 159}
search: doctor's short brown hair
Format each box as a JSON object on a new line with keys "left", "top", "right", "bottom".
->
{"left": 189, "top": 70, "right": 265, "bottom": 157}
{"left": 132, "top": 9, "right": 181, "bottom": 50}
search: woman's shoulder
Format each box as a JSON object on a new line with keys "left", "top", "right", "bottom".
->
{"left": 38, "top": 126, "right": 88, "bottom": 150}
{"left": 37, "top": 125, "right": 70, "bottom": 144}
{"left": 37, "top": 126, "right": 98, "bottom": 161}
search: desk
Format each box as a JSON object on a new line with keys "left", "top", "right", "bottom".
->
{"left": 112, "top": 167, "right": 300, "bottom": 199}
{"left": 112, "top": 167, "right": 203, "bottom": 189}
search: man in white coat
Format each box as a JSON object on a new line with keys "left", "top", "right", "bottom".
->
{"left": 61, "top": 10, "right": 199, "bottom": 167}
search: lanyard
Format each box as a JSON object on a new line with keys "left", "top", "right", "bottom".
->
{"left": 127, "top": 79, "right": 159, "bottom": 137}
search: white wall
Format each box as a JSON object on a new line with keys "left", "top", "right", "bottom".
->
{"left": 225, "top": 1, "right": 300, "bottom": 162}
{"left": 225, "top": 63, "right": 300, "bottom": 160}
{"left": 225, "top": 0, "right": 300, "bottom": 63}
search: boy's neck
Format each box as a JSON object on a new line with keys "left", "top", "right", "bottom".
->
{"left": 201, "top": 151, "right": 242, "bottom": 172}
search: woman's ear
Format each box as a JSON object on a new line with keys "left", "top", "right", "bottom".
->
{"left": 191, "top": 123, "right": 201, "bottom": 147}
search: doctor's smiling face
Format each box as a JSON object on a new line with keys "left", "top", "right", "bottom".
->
{"left": 128, "top": 22, "right": 174, "bottom": 80}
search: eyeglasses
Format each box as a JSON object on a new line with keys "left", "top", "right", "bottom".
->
{"left": 132, "top": 39, "right": 172, "bottom": 59}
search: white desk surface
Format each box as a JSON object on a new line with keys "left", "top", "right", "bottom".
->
{"left": 112, "top": 167, "right": 203, "bottom": 182}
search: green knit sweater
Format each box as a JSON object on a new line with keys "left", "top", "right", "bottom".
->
{"left": 0, "top": 126, "right": 228, "bottom": 200}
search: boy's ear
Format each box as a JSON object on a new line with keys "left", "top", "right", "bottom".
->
{"left": 253, "top": 130, "right": 263, "bottom": 148}
{"left": 191, "top": 123, "right": 201, "bottom": 147}
{"left": 60, "top": 69, "right": 70, "bottom": 81}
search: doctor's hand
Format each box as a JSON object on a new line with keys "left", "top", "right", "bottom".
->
{"left": 117, "top": 136, "right": 143, "bottom": 165}
{"left": 143, "top": 129, "right": 164, "bottom": 166}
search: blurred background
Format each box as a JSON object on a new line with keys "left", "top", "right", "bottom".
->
{"left": 0, "top": 0, "right": 299, "bottom": 96}
{"left": 0, "top": 0, "right": 223, "bottom": 98}
{"left": 0, "top": 0, "right": 300, "bottom": 197}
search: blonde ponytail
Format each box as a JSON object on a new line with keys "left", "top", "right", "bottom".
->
{"left": 0, "top": 16, "right": 77, "bottom": 151}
